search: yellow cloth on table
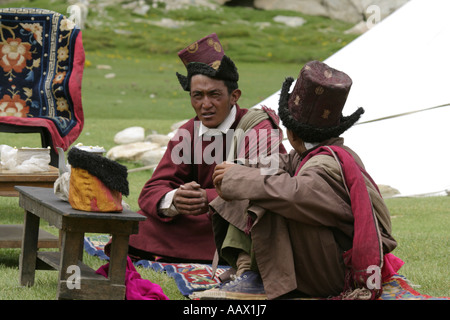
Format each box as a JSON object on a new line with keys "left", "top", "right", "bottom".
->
{"left": 67, "top": 147, "right": 128, "bottom": 213}
{"left": 69, "top": 167, "right": 123, "bottom": 212}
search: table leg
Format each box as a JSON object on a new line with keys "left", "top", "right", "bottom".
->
{"left": 19, "top": 210, "right": 40, "bottom": 286}
{"left": 108, "top": 234, "right": 129, "bottom": 286}
{"left": 56, "top": 230, "right": 84, "bottom": 299}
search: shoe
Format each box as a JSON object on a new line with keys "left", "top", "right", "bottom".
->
{"left": 190, "top": 271, "right": 267, "bottom": 300}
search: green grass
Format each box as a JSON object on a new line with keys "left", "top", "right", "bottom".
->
{"left": 384, "top": 197, "right": 450, "bottom": 297}
{"left": 1, "top": 196, "right": 448, "bottom": 300}
{"left": 1, "top": 0, "right": 449, "bottom": 300}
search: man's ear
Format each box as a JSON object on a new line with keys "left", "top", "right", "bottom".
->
{"left": 287, "top": 129, "right": 299, "bottom": 142}
{"left": 287, "top": 129, "right": 307, "bottom": 153}
{"left": 230, "top": 89, "right": 241, "bottom": 105}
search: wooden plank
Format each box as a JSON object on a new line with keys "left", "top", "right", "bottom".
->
{"left": 58, "top": 231, "right": 84, "bottom": 283}
{"left": 107, "top": 234, "right": 129, "bottom": 286}
{"left": 62, "top": 218, "right": 140, "bottom": 235}
{"left": 37, "top": 252, "right": 125, "bottom": 300}
{"left": 37, "top": 251, "right": 101, "bottom": 276}
{"left": 0, "top": 165, "right": 59, "bottom": 179}
{"left": 37, "top": 251, "right": 60, "bottom": 270}
{"left": 19, "top": 211, "right": 40, "bottom": 286}
{"left": 14, "top": 186, "right": 143, "bottom": 300}
{"left": 0, "top": 224, "right": 58, "bottom": 248}
{"left": 16, "top": 186, "right": 146, "bottom": 222}
{"left": 0, "top": 189, "right": 21, "bottom": 197}
{"left": 0, "top": 165, "right": 58, "bottom": 197}
{"left": 18, "top": 195, "right": 64, "bottom": 228}
{"left": 58, "top": 281, "right": 126, "bottom": 300}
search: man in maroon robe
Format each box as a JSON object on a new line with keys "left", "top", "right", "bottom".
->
{"left": 127, "top": 34, "right": 285, "bottom": 262}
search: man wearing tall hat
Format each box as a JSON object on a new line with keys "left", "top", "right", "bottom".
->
{"left": 127, "top": 33, "right": 285, "bottom": 263}
{"left": 198, "top": 60, "right": 403, "bottom": 300}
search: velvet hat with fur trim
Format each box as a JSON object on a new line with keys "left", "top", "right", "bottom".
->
{"left": 68, "top": 147, "right": 129, "bottom": 196}
{"left": 278, "top": 60, "right": 364, "bottom": 143}
{"left": 176, "top": 33, "right": 239, "bottom": 91}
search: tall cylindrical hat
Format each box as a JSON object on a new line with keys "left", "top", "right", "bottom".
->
{"left": 278, "top": 60, "right": 364, "bottom": 142}
{"left": 176, "top": 33, "right": 239, "bottom": 91}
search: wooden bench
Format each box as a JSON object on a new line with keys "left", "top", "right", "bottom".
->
{"left": 16, "top": 186, "right": 146, "bottom": 300}
{"left": 0, "top": 165, "right": 59, "bottom": 249}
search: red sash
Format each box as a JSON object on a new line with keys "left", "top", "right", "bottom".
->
{"left": 296, "top": 145, "right": 402, "bottom": 299}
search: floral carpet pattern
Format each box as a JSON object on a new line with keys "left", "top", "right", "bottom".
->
{"left": 0, "top": 8, "right": 84, "bottom": 150}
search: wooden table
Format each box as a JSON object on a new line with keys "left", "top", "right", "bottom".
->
{"left": 16, "top": 186, "right": 146, "bottom": 300}
{"left": 0, "top": 165, "right": 59, "bottom": 197}
{"left": 0, "top": 165, "right": 59, "bottom": 248}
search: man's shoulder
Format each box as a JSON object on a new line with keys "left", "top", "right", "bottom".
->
{"left": 175, "top": 117, "right": 197, "bottom": 131}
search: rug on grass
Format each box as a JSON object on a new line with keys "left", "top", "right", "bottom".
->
{"left": 84, "top": 235, "right": 229, "bottom": 296}
{"left": 84, "top": 235, "right": 449, "bottom": 300}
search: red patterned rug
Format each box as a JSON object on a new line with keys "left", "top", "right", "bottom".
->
{"left": 84, "top": 235, "right": 449, "bottom": 300}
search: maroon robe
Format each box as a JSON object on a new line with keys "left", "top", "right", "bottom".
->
{"left": 129, "top": 105, "right": 285, "bottom": 261}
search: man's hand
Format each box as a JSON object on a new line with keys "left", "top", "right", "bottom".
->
{"left": 213, "top": 162, "right": 236, "bottom": 199}
{"left": 173, "top": 181, "right": 209, "bottom": 216}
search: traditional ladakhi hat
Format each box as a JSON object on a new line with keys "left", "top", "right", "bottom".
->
{"left": 67, "top": 147, "right": 129, "bottom": 212}
{"left": 176, "top": 33, "right": 239, "bottom": 91}
{"left": 278, "top": 60, "right": 364, "bottom": 143}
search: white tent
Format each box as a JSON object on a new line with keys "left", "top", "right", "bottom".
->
{"left": 254, "top": 0, "right": 450, "bottom": 196}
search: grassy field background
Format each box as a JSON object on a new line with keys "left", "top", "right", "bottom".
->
{"left": 0, "top": 0, "right": 448, "bottom": 300}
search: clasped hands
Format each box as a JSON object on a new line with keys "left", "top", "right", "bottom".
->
{"left": 172, "top": 162, "right": 235, "bottom": 215}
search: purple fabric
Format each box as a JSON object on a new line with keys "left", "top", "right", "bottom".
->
{"left": 96, "top": 256, "right": 169, "bottom": 300}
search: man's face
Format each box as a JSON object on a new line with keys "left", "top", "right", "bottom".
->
{"left": 190, "top": 74, "right": 241, "bottom": 128}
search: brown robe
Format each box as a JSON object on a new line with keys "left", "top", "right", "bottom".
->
{"left": 210, "top": 137, "right": 397, "bottom": 299}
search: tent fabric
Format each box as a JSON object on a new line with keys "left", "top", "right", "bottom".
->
{"left": 254, "top": 0, "right": 450, "bottom": 196}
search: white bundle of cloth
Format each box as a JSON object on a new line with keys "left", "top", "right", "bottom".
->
{"left": 0, "top": 145, "right": 50, "bottom": 173}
